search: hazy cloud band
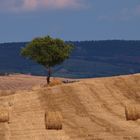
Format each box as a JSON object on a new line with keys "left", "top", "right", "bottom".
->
{"left": 0, "top": 0, "right": 86, "bottom": 12}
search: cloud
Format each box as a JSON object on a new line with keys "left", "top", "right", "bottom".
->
{"left": 0, "top": 0, "right": 87, "bottom": 12}
{"left": 119, "top": 5, "right": 140, "bottom": 20}
{"left": 98, "top": 5, "right": 140, "bottom": 22}
{"left": 133, "top": 5, "right": 140, "bottom": 16}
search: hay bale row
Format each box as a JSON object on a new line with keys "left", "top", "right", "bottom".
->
{"left": 0, "top": 107, "right": 9, "bottom": 123}
{"left": 125, "top": 104, "right": 140, "bottom": 121}
{"left": 45, "top": 111, "right": 63, "bottom": 130}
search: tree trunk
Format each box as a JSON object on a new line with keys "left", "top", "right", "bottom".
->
{"left": 46, "top": 67, "right": 51, "bottom": 85}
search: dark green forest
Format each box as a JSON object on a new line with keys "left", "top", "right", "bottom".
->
{"left": 0, "top": 40, "right": 140, "bottom": 78}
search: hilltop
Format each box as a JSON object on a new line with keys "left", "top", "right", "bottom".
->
{"left": 0, "top": 74, "right": 140, "bottom": 139}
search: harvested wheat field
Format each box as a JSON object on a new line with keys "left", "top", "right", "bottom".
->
{"left": 0, "top": 74, "right": 140, "bottom": 140}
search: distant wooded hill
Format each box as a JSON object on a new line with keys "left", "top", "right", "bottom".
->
{"left": 0, "top": 40, "right": 140, "bottom": 78}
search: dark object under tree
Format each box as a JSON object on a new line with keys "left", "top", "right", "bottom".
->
{"left": 21, "top": 36, "right": 73, "bottom": 84}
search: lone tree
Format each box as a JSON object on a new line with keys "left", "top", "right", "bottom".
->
{"left": 21, "top": 36, "right": 73, "bottom": 84}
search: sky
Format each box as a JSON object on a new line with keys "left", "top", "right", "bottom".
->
{"left": 0, "top": 0, "right": 140, "bottom": 42}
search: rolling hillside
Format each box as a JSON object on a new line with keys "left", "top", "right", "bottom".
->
{"left": 0, "top": 74, "right": 140, "bottom": 139}
{"left": 0, "top": 40, "right": 140, "bottom": 78}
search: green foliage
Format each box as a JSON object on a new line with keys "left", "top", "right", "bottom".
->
{"left": 21, "top": 36, "right": 73, "bottom": 68}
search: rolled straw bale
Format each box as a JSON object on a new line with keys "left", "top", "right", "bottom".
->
{"left": 45, "top": 111, "right": 63, "bottom": 130}
{"left": 125, "top": 104, "right": 140, "bottom": 121}
{"left": 0, "top": 107, "right": 9, "bottom": 123}
{"left": 49, "top": 79, "right": 63, "bottom": 87}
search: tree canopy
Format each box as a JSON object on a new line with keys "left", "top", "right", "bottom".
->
{"left": 21, "top": 36, "right": 73, "bottom": 68}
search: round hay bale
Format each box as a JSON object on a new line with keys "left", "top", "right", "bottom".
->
{"left": 49, "top": 78, "right": 63, "bottom": 87}
{"left": 45, "top": 111, "right": 63, "bottom": 130}
{"left": 125, "top": 104, "right": 140, "bottom": 121}
{"left": 0, "top": 107, "right": 9, "bottom": 123}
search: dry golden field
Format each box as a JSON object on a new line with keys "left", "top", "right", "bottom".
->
{"left": 0, "top": 74, "right": 140, "bottom": 140}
